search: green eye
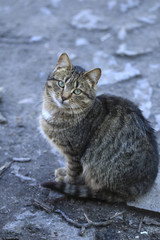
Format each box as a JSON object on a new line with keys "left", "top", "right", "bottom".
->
{"left": 74, "top": 89, "right": 81, "bottom": 95}
{"left": 58, "top": 81, "right": 65, "bottom": 88}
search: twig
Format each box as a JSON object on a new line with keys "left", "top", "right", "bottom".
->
{"left": 55, "top": 209, "right": 113, "bottom": 229}
{"left": 0, "top": 161, "right": 12, "bottom": 176}
{"left": 55, "top": 209, "right": 90, "bottom": 228}
{"left": 138, "top": 217, "right": 143, "bottom": 233}
{"left": 84, "top": 212, "right": 93, "bottom": 223}
{"left": 79, "top": 226, "right": 86, "bottom": 237}
{"left": 33, "top": 199, "right": 54, "bottom": 213}
{"left": 109, "top": 211, "right": 125, "bottom": 220}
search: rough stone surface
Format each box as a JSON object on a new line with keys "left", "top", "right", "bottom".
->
{"left": 127, "top": 168, "right": 160, "bottom": 213}
{"left": 0, "top": 0, "right": 160, "bottom": 239}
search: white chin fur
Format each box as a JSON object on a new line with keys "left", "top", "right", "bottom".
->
{"left": 42, "top": 109, "right": 52, "bottom": 121}
{"left": 51, "top": 92, "right": 63, "bottom": 108}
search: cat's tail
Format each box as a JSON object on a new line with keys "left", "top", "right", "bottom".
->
{"left": 41, "top": 181, "right": 125, "bottom": 202}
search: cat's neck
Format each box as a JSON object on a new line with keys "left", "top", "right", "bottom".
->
{"left": 42, "top": 98, "right": 99, "bottom": 128}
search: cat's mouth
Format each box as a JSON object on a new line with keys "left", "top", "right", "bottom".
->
{"left": 51, "top": 92, "right": 68, "bottom": 108}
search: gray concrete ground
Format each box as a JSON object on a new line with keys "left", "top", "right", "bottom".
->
{"left": 0, "top": 0, "right": 160, "bottom": 239}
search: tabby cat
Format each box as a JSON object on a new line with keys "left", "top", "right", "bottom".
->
{"left": 40, "top": 53, "right": 159, "bottom": 202}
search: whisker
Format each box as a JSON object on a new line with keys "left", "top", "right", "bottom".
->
{"left": 34, "top": 101, "right": 43, "bottom": 108}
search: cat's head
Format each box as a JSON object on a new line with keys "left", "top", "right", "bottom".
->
{"left": 44, "top": 53, "right": 101, "bottom": 111}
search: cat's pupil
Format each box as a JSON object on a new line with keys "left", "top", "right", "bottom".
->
{"left": 74, "top": 89, "right": 81, "bottom": 95}
{"left": 58, "top": 81, "right": 64, "bottom": 88}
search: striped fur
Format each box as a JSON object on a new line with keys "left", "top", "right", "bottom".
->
{"left": 40, "top": 53, "right": 159, "bottom": 202}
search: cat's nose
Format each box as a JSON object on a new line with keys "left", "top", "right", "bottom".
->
{"left": 61, "top": 92, "right": 71, "bottom": 103}
{"left": 61, "top": 96, "right": 69, "bottom": 102}
{"left": 62, "top": 96, "right": 67, "bottom": 101}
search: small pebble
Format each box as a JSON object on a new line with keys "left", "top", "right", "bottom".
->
{"left": 0, "top": 112, "right": 7, "bottom": 124}
{"left": 140, "top": 231, "right": 148, "bottom": 235}
{"left": 29, "top": 36, "right": 43, "bottom": 43}
{"left": 13, "top": 157, "right": 31, "bottom": 162}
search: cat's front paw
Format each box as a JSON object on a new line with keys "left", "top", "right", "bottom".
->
{"left": 55, "top": 167, "right": 66, "bottom": 182}
{"left": 55, "top": 168, "right": 79, "bottom": 184}
{"left": 55, "top": 167, "right": 66, "bottom": 178}
{"left": 55, "top": 175, "right": 65, "bottom": 182}
{"left": 55, "top": 174, "right": 74, "bottom": 183}
{"left": 64, "top": 175, "right": 77, "bottom": 184}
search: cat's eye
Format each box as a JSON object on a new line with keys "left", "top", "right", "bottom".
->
{"left": 74, "top": 89, "right": 81, "bottom": 95}
{"left": 58, "top": 81, "right": 65, "bottom": 88}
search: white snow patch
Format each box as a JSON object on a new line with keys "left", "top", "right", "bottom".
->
{"left": 71, "top": 10, "right": 109, "bottom": 30}
{"left": 99, "top": 63, "right": 140, "bottom": 85}
{"left": 75, "top": 38, "right": 89, "bottom": 46}
{"left": 133, "top": 79, "right": 152, "bottom": 119}
{"left": 116, "top": 43, "right": 152, "bottom": 57}
{"left": 116, "top": 22, "right": 142, "bottom": 41}
{"left": 11, "top": 165, "right": 36, "bottom": 185}
{"left": 117, "top": 28, "right": 127, "bottom": 40}
{"left": 29, "top": 36, "right": 43, "bottom": 42}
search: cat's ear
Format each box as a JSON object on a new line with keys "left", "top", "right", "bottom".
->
{"left": 84, "top": 68, "right": 101, "bottom": 85}
{"left": 56, "top": 53, "right": 72, "bottom": 69}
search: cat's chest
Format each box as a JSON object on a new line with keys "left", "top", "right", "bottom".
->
{"left": 55, "top": 120, "right": 90, "bottom": 146}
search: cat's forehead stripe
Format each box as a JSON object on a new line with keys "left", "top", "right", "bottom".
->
{"left": 65, "top": 77, "right": 70, "bottom": 83}
{"left": 75, "top": 81, "right": 79, "bottom": 88}
{"left": 64, "top": 71, "right": 82, "bottom": 87}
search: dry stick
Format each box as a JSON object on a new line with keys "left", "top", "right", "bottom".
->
{"left": 33, "top": 198, "right": 54, "bottom": 213}
{"left": 138, "top": 217, "right": 144, "bottom": 233}
{"left": 79, "top": 226, "right": 86, "bottom": 237}
{"left": 80, "top": 212, "right": 94, "bottom": 236}
{"left": 55, "top": 209, "right": 113, "bottom": 229}
{"left": 109, "top": 211, "right": 125, "bottom": 220}
{"left": 84, "top": 212, "right": 93, "bottom": 223}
